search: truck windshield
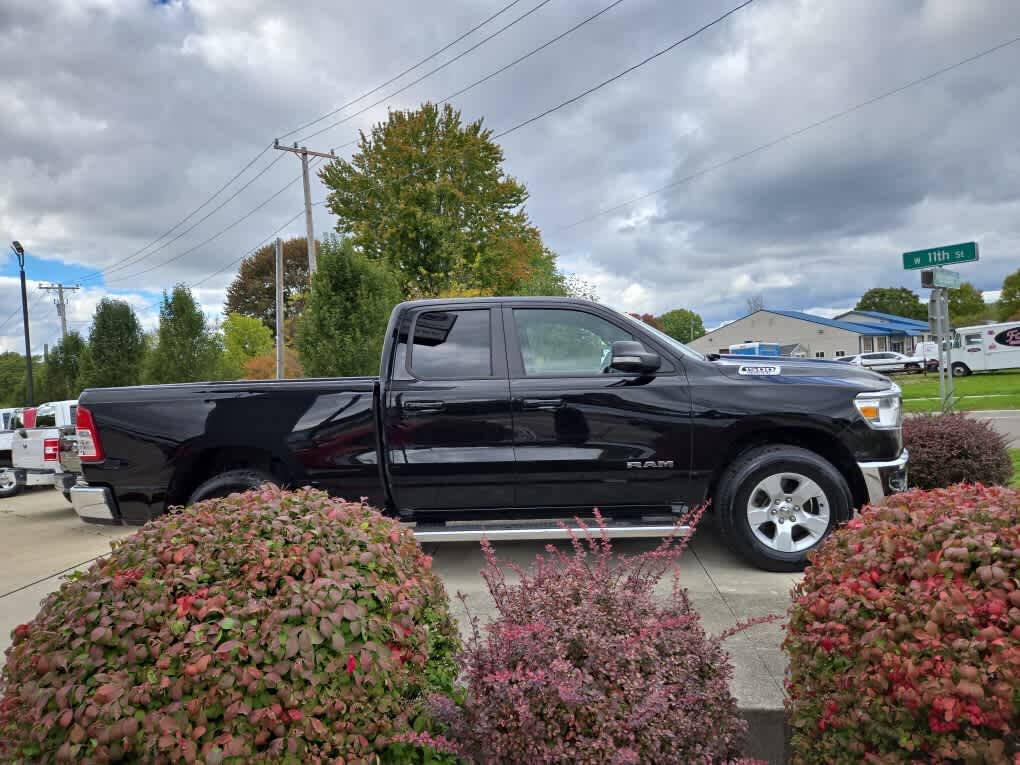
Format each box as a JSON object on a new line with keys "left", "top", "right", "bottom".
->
{"left": 616, "top": 310, "right": 706, "bottom": 362}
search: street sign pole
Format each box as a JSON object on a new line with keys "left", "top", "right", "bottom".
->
{"left": 936, "top": 291, "right": 946, "bottom": 408}
{"left": 908, "top": 242, "right": 977, "bottom": 411}
{"left": 942, "top": 289, "right": 954, "bottom": 407}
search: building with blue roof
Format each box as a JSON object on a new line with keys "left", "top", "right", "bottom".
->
{"left": 688, "top": 309, "right": 937, "bottom": 359}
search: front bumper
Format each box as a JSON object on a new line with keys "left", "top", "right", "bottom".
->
{"left": 857, "top": 448, "right": 909, "bottom": 507}
{"left": 70, "top": 482, "right": 119, "bottom": 523}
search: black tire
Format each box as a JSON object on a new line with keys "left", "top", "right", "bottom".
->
{"left": 951, "top": 362, "right": 970, "bottom": 377}
{"left": 0, "top": 468, "right": 22, "bottom": 498}
{"left": 714, "top": 445, "right": 852, "bottom": 572}
{"left": 904, "top": 362, "right": 920, "bottom": 372}
{"left": 62, "top": 490, "right": 72, "bottom": 503}
{"left": 187, "top": 469, "right": 278, "bottom": 505}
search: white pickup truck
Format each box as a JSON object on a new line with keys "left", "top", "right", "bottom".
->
{"left": 12, "top": 400, "right": 78, "bottom": 496}
{"left": 0, "top": 407, "right": 24, "bottom": 497}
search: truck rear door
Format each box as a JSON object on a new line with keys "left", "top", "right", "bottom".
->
{"left": 383, "top": 305, "right": 515, "bottom": 513}
{"left": 504, "top": 304, "right": 694, "bottom": 512}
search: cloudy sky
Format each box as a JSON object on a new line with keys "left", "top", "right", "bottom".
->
{"left": 2, "top": 0, "right": 1018, "bottom": 353}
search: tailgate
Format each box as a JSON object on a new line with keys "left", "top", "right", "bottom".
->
{"left": 13, "top": 427, "right": 62, "bottom": 471}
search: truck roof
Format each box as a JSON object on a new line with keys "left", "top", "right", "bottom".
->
{"left": 395, "top": 296, "right": 600, "bottom": 310}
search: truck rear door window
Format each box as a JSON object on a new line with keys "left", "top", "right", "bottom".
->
{"left": 513, "top": 308, "right": 633, "bottom": 376}
{"left": 409, "top": 309, "right": 492, "bottom": 379}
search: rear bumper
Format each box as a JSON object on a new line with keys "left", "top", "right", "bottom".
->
{"left": 15, "top": 468, "right": 59, "bottom": 487}
{"left": 70, "top": 482, "right": 119, "bottom": 523}
{"left": 857, "top": 448, "right": 909, "bottom": 507}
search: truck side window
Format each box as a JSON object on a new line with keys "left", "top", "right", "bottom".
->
{"left": 513, "top": 308, "right": 633, "bottom": 376}
{"left": 409, "top": 309, "right": 492, "bottom": 379}
{"left": 965, "top": 333, "right": 981, "bottom": 347}
{"left": 35, "top": 408, "right": 56, "bottom": 428}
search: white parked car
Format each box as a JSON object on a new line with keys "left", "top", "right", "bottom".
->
{"left": 847, "top": 352, "right": 920, "bottom": 373}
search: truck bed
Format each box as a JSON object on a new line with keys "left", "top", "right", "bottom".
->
{"left": 79, "top": 376, "right": 383, "bottom": 524}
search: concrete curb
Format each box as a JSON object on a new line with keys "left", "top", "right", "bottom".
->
{"left": 740, "top": 707, "right": 788, "bottom": 764}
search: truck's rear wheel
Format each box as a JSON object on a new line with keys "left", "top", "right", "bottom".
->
{"left": 951, "top": 362, "right": 970, "bottom": 377}
{"left": 715, "top": 445, "right": 852, "bottom": 572}
{"left": 0, "top": 468, "right": 22, "bottom": 498}
{"left": 187, "top": 469, "right": 278, "bottom": 505}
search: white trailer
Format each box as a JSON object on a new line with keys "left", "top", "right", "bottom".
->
{"left": 950, "top": 320, "right": 1020, "bottom": 376}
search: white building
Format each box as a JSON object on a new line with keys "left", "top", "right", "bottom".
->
{"left": 689, "top": 309, "right": 934, "bottom": 359}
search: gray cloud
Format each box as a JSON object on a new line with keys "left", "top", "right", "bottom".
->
{"left": 1, "top": 0, "right": 1018, "bottom": 357}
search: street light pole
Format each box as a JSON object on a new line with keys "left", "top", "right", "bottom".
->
{"left": 10, "top": 241, "right": 33, "bottom": 405}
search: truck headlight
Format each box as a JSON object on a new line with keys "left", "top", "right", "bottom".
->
{"left": 854, "top": 385, "right": 902, "bottom": 429}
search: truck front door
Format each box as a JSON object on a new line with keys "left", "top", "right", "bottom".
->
{"left": 383, "top": 306, "right": 515, "bottom": 514}
{"left": 505, "top": 305, "right": 693, "bottom": 513}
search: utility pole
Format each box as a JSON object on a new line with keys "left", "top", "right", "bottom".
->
{"left": 273, "top": 139, "right": 337, "bottom": 275}
{"left": 9, "top": 242, "right": 33, "bottom": 405}
{"left": 275, "top": 238, "right": 285, "bottom": 380}
{"left": 39, "top": 283, "right": 80, "bottom": 339}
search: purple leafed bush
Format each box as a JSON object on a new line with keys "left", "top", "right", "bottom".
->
{"left": 0, "top": 487, "right": 459, "bottom": 764}
{"left": 902, "top": 412, "right": 1012, "bottom": 490}
{"left": 430, "top": 509, "right": 759, "bottom": 765}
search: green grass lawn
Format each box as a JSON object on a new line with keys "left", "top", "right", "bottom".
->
{"left": 1011, "top": 449, "right": 1020, "bottom": 489}
{"left": 894, "top": 369, "right": 1020, "bottom": 413}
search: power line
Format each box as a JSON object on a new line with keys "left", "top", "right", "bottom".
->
{"left": 437, "top": 0, "right": 629, "bottom": 106}
{"left": 278, "top": 0, "right": 529, "bottom": 140}
{"left": 493, "top": 0, "right": 756, "bottom": 139}
{"left": 82, "top": 152, "right": 287, "bottom": 282}
{"left": 104, "top": 173, "right": 305, "bottom": 284}
{"left": 0, "top": 290, "right": 49, "bottom": 334}
{"left": 93, "top": 2, "right": 530, "bottom": 281}
{"left": 556, "top": 33, "right": 1020, "bottom": 231}
{"left": 294, "top": 0, "right": 556, "bottom": 143}
{"left": 85, "top": 143, "right": 276, "bottom": 281}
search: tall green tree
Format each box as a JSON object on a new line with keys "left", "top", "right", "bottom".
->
{"left": 947, "top": 282, "right": 988, "bottom": 325}
{"left": 46, "top": 332, "right": 87, "bottom": 400}
{"left": 144, "top": 285, "right": 223, "bottom": 384}
{"left": 0, "top": 352, "right": 27, "bottom": 407}
{"left": 224, "top": 237, "right": 312, "bottom": 329}
{"left": 79, "top": 299, "right": 147, "bottom": 390}
{"left": 1000, "top": 268, "right": 1020, "bottom": 321}
{"left": 854, "top": 287, "right": 926, "bottom": 320}
{"left": 321, "top": 102, "right": 563, "bottom": 297}
{"left": 658, "top": 308, "right": 705, "bottom": 343}
{"left": 296, "top": 237, "right": 403, "bottom": 377}
{"left": 222, "top": 312, "right": 273, "bottom": 379}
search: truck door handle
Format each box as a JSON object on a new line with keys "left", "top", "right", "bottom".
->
{"left": 401, "top": 400, "right": 446, "bottom": 414}
{"left": 521, "top": 398, "right": 563, "bottom": 410}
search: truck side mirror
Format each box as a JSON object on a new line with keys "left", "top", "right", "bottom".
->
{"left": 610, "top": 340, "right": 660, "bottom": 374}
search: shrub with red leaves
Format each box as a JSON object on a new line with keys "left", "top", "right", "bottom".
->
{"left": 903, "top": 411, "right": 1012, "bottom": 490}
{"left": 784, "top": 484, "right": 1020, "bottom": 764}
{"left": 431, "top": 510, "right": 753, "bottom": 764}
{"left": 0, "top": 487, "right": 459, "bottom": 764}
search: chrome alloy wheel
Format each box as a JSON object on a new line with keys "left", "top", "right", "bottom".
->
{"left": 0, "top": 468, "right": 17, "bottom": 492}
{"left": 745, "top": 472, "right": 830, "bottom": 553}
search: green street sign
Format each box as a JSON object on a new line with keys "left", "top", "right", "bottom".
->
{"left": 902, "top": 241, "right": 978, "bottom": 270}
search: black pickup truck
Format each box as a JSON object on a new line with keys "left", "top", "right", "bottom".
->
{"left": 70, "top": 297, "right": 907, "bottom": 571}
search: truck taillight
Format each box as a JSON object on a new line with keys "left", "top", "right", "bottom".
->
{"left": 76, "top": 406, "right": 104, "bottom": 462}
{"left": 43, "top": 437, "right": 59, "bottom": 462}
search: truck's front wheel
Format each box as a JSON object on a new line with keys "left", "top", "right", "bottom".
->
{"left": 187, "top": 469, "right": 278, "bottom": 505}
{"left": 715, "top": 445, "right": 851, "bottom": 572}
